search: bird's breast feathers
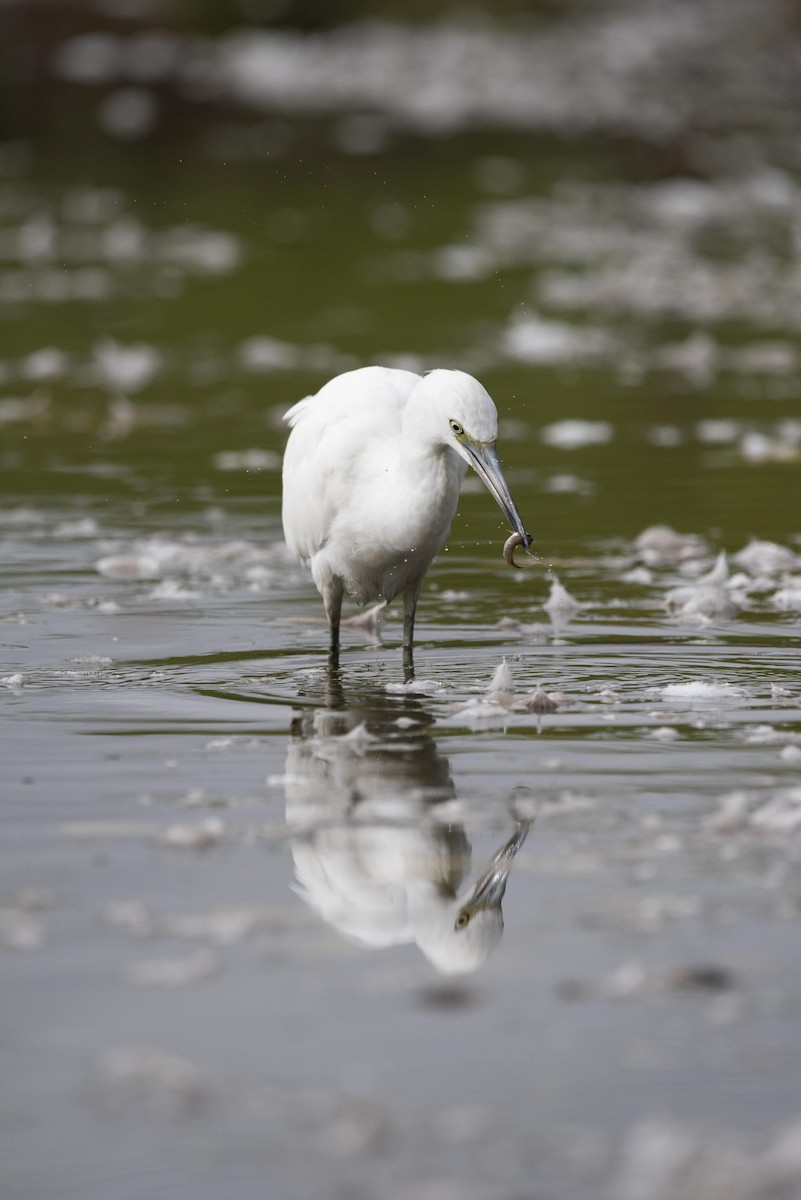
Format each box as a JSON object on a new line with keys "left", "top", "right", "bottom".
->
{"left": 281, "top": 367, "right": 465, "bottom": 604}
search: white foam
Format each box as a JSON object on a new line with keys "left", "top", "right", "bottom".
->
{"left": 696, "top": 418, "right": 741, "bottom": 445}
{"left": 635, "top": 525, "right": 707, "bottom": 566}
{"left": 213, "top": 448, "right": 281, "bottom": 472}
{"left": 159, "top": 818, "right": 224, "bottom": 850}
{"left": 503, "top": 315, "right": 612, "bottom": 365}
{"left": 96, "top": 554, "right": 162, "bottom": 580}
{"left": 656, "top": 332, "right": 718, "bottom": 386}
{"left": 93, "top": 339, "right": 161, "bottom": 394}
{"left": 773, "top": 582, "right": 801, "bottom": 611}
{"left": 541, "top": 419, "right": 613, "bottom": 450}
{"left": 486, "top": 659, "right": 514, "bottom": 696}
{"left": 385, "top": 679, "right": 444, "bottom": 695}
{"left": 457, "top": 699, "right": 512, "bottom": 725}
{"left": 543, "top": 576, "right": 582, "bottom": 626}
{"left": 147, "top": 580, "right": 202, "bottom": 601}
{"left": 20, "top": 346, "right": 68, "bottom": 381}
{"left": 236, "top": 335, "right": 299, "bottom": 372}
{"left": 660, "top": 681, "right": 745, "bottom": 702}
{"left": 55, "top": 517, "right": 100, "bottom": 538}
{"left": 734, "top": 539, "right": 798, "bottom": 576}
{"left": 649, "top": 726, "right": 680, "bottom": 742}
{"left": 157, "top": 226, "right": 240, "bottom": 274}
{"left": 665, "top": 551, "right": 740, "bottom": 621}
{"left": 750, "top": 787, "right": 801, "bottom": 832}
{"left": 740, "top": 432, "right": 799, "bottom": 464}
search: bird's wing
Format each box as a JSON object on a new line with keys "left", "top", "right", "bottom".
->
{"left": 281, "top": 366, "right": 420, "bottom": 564}
{"left": 290, "top": 832, "right": 415, "bottom": 948}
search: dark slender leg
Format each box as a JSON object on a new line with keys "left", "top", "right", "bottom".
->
{"left": 324, "top": 580, "right": 344, "bottom": 667}
{"left": 323, "top": 660, "right": 345, "bottom": 710}
{"left": 402, "top": 590, "right": 417, "bottom": 682}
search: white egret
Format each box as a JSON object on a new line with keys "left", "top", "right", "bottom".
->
{"left": 282, "top": 366, "right": 531, "bottom": 672}
{"left": 285, "top": 700, "right": 529, "bottom": 974}
{"left": 290, "top": 810, "right": 529, "bottom": 975}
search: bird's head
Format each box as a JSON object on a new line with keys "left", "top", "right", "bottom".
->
{"left": 419, "top": 369, "right": 532, "bottom": 552}
{"left": 415, "top": 821, "right": 530, "bottom": 975}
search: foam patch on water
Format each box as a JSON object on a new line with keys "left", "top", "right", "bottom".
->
{"left": 385, "top": 679, "right": 445, "bottom": 695}
{"left": 444, "top": 168, "right": 801, "bottom": 369}
{"left": 0, "top": 395, "right": 51, "bottom": 427}
{"left": 740, "top": 432, "right": 801, "bottom": 463}
{"left": 55, "top": 517, "right": 101, "bottom": 539}
{"left": 712, "top": 786, "right": 801, "bottom": 833}
{"left": 159, "top": 818, "right": 224, "bottom": 849}
{"left": 236, "top": 336, "right": 352, "bottom": 375}
{"left": 485, "top": 659, "right": 512, "bottom": 692}
{"left": 772, "top": 582, "right": 801, "bottom": 611}
{"left": 541, "top": 420, "right": 614, "bottom": 450}
{"left": 147, "top": 580, "right": 203, "bottom": 601}
{"left": 635, "top": 526, "right": 708, "bottom": 566}
{"left": 213, "top": 448, "right": 282, "bottom": 472}
{"left": 444, "top": 697, "right": 515, "bottom": 730}
{"left": 96, "top": 553, "right": 162, "bottom": 581}
{"left": 696, "top": 418, "right": 742, "bottom": 445}
{"left": 20, "top": 346, "right": 69, "bottom": 381}
{"left": 93, "top": 339, "right": 162, "bottom": 394}
{"left": 543, "top": 577, "right": 582, "bottom": 627}
{"left": 97, "top": 3, "right": 786, "bottom": 149}
{"left": 660, "top": 681, "right": 746, "bottom": 702}
{"left": 733, "top": 540, "right": 799, "bottom": 576}
{"left": 93, "top": 534, "right": 289, "bottom": 597}
{"left": 0, "top": 185, "right": 242, "bottom": 309}
{"left": 665, "top": 552, "right": 741, "bottom": 623}
{"left": 502, "top": 315, "right": 614, "bottom": 365}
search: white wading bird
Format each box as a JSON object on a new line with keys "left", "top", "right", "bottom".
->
{"left": 282, "top": 366, "right": 531, "bottom": 672}
{"left": 285, "top": 702, "right": 529, "bottom": 975}
{"left": 290, "top": 809, "right": 530, "bottom": 975}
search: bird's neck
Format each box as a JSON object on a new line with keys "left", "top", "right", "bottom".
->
{"left": 398, "top": 436, "right": 466, "bottom": 507}
{"left": 400, "top": 399, "right": 467, "bottom": 490}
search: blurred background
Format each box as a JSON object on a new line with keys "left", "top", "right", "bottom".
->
{"left": 2, "top": 0, "right": 800, "bottom": 541}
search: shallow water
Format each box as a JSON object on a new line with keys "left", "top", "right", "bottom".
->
{"left": 3, "top": 5, "right": 801, "bottom": 1198}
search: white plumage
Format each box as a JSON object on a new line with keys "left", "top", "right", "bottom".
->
{"left": 282, "top": 366, "right": 530, "bottom": 670}
{"left": 285, "top": 702, "right": 529, "bottom": 975}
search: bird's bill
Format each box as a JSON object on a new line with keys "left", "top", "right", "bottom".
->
{"left": 464, "top": 822, "right": 530, "bottom": 911}
{"left": 466, "top": 442, "right": 532, "bottom": 550}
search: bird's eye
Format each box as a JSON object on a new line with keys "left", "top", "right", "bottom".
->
{"left": 455, "top": 910, "right": 470, "bottom": 930}
{"left": 449, "top": 420, "right": 464, "bottom": 437}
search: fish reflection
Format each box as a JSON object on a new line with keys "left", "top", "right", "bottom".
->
{"left": 285, "top": 679, "right": 528, "bottom": 975}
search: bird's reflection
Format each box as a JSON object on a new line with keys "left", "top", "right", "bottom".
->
{"left": 285, "top": 671, "right": 529, "bottom": 975}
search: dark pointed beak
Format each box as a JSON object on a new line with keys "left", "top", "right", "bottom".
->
{"left": 466, "top": 442, "right": 532, "bottom": 550}
{"left": 463, "top": 822, "right": 530, "bottom": 910}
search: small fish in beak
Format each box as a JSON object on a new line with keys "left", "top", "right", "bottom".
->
{"left": 503, "top": 530, "right": 533, "bottom": 569}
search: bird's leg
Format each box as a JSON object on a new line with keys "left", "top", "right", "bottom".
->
{"left": 402, "top": 587, "right": 418, "bottom": 681}
{"left": 324, "top": 579, "right": 344, "bottom": 666}
{"left": 323, "top": 658, "right": 346, "bottom": 709}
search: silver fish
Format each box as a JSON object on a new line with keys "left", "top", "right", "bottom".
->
{"left": 503, "top": 531, "right": 531, "bottom": 569}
